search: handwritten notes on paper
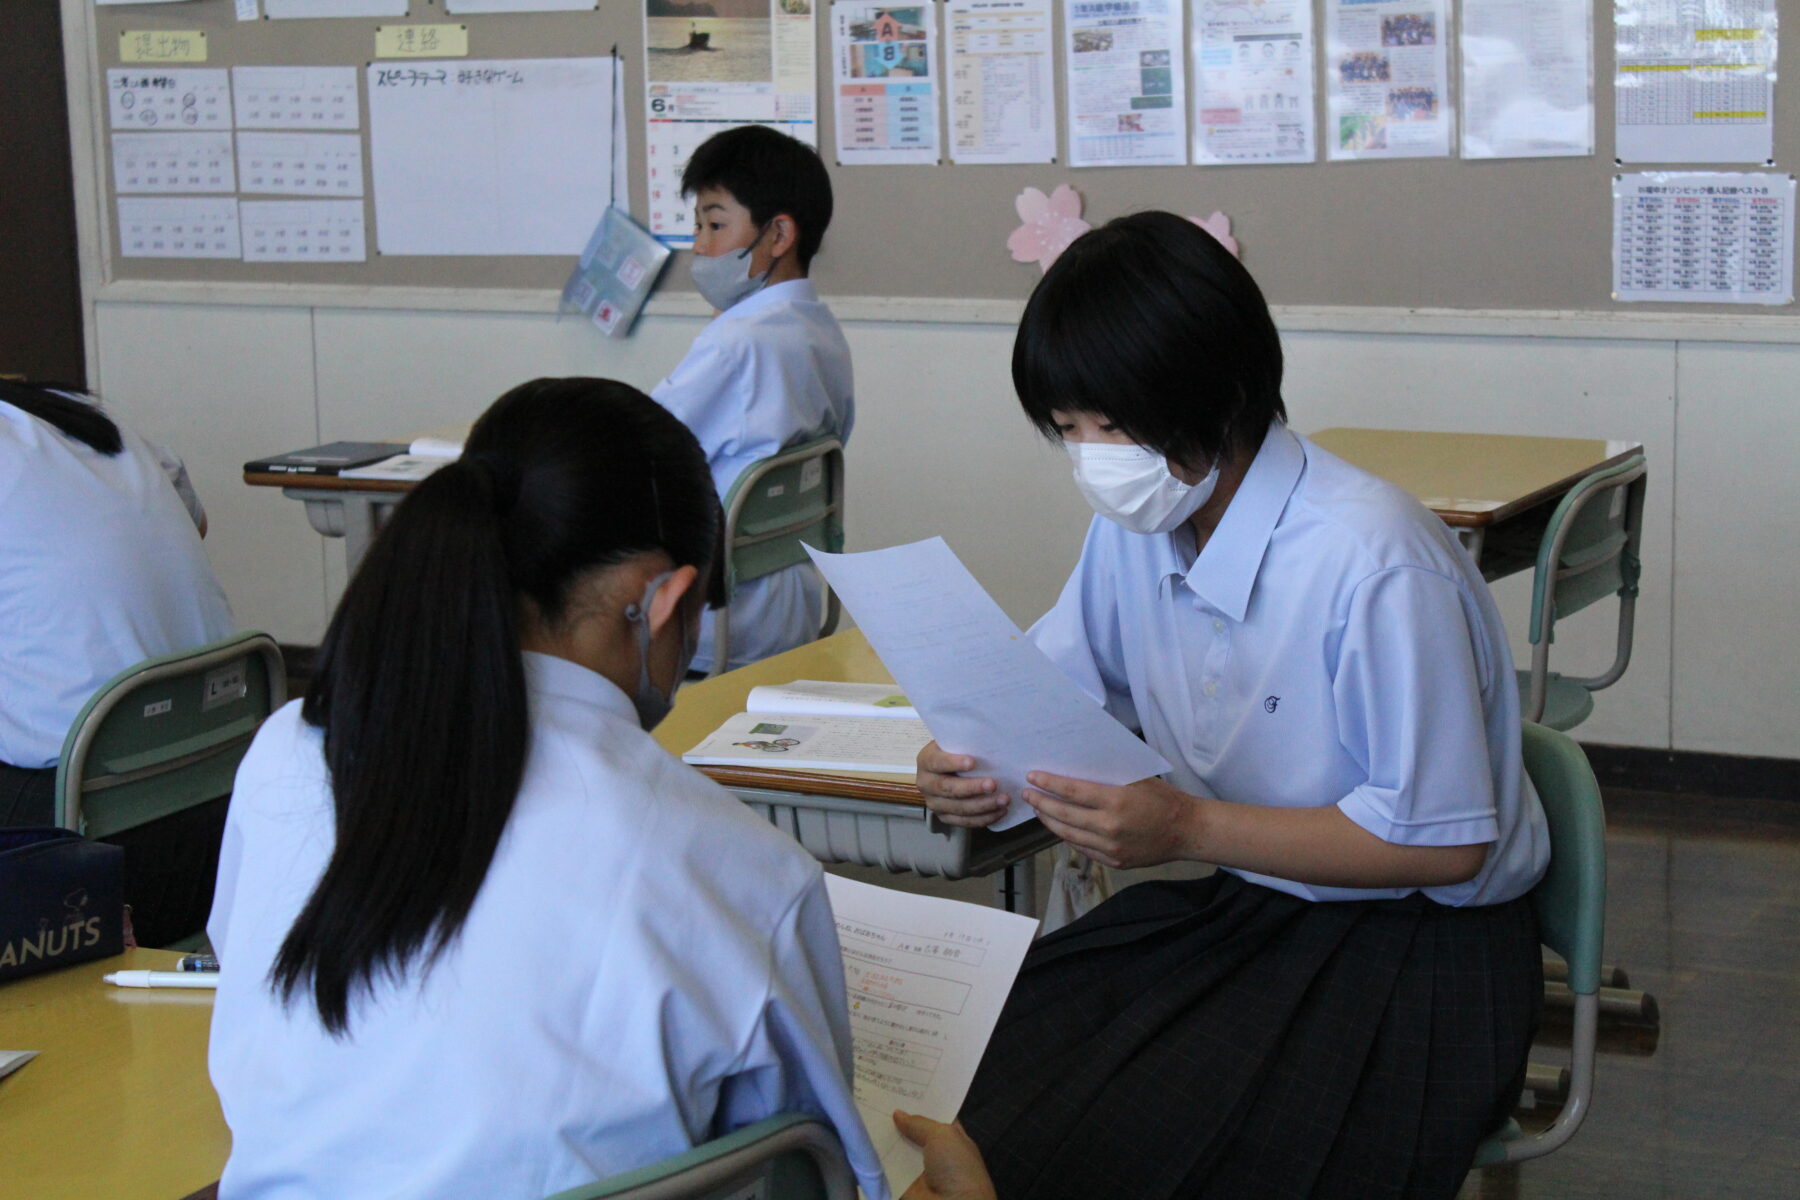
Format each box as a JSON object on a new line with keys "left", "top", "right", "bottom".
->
{"left": 108, "top": 69, "right": 231, "bottom": 130}
{"left": 368, "top": 57, "right": 616, "bottom": 256}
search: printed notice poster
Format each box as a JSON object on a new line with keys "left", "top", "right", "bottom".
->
{"left": 643, "top": 0, "right": 819, "bottom": 246}
{"left": 947, "top": 0, "right": 1056, "bottom": 164}
{"left": 1461, "top": 0, "right": 1593, "bottom": 159}
{"left": 832, "top": 2, "right": 942, "bottom": 165}
{"left": 1615, "top": 0, "right": 1778, "bottom": 165}
{"left": 1192, "top": 0, "right": 1316, "bottom": 164}
{"left": 1613, "top": 171, "right": 1794, "bottom": 303}
{"left": 1325, "top": 0, "right": 1451, "bottom": 160}
{"left": 1064, "top": 0, "right": 1187, "bottom": 166}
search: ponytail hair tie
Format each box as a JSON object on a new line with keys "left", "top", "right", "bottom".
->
{"left": 464, "top": 452, "right": 521, "bottom": 517}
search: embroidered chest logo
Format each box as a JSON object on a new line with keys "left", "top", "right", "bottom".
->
{"left": 1263, "top": 696, "right": 1280, "bottom": 713}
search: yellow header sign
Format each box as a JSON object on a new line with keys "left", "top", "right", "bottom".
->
{"left": 120, "top": 31, "right": 207, "bottom": 64}
{"left": 375, "top": 25, "right": 471, "bottom": 59}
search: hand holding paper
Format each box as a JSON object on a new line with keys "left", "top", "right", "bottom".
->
{"left": 805, "top": 538, "right": 1169, "bottom": 831}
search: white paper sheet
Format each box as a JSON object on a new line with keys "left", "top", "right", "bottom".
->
{"left": 824, "top": 875, "right": 1038, "bottom": 1193}
{"left": 643, "top": 0, "right": 820, "bottom": 245}
{"left": 236, "top": 132, "right": 364, "bottom": 196}
{"left": 0, "top": 1050, "right": 39, "bottom": 1081}
{"left": 107, "top": 68, "right": 231, "bottom": 131}
{"left": 117, "top": 196, "right": 241, "bottom": 258}
{"left": 264, "top": 0, "right": 407, "bottom": 17}
{"left": 946, "top": 0, "right": 1056, "bottom": 165}
{"left": 237, "top": 0, "right": 261, "bottom": 20}
{"left": 111, "top": 132, "right": 235, "bottom": 194}
{"left": 367, "top": 57, "right": 615, "bottom": 256}
{"left": 1615, "top": 0, "right": 1778, "bottom": 165}
{"left": 1460, "top": 0, "right": 1593, "bottom": 159}
{"left": 1062, "top": 0, "right": 1186, "bottom": 166}
{"left": 232, "top": 66, "right": 360, "bottom": 130}
{"left": 807, "top": 538, "right": 1171, "bottom": 833}
{"left": 683, "top": 711, "right": 933, "bottom": 773}
{"left": 745, "top": 680, "right": 920, "bottom": 720}
{"left": 832, "top": 2, "right": 942, "bottom": 165}
{"left": 240, "top": 200, "right": 368, "bottom": 262}
{"left": 1192, "top": 0, "right": 1316, "bottom": 164}
{"left": 447, "top": 0, "right": 597, "bottom": 12}
{"left": 1613, "top": 171, "right": 1794, "bottom": 303}
{"left": 1324, "top": 0, "right": 1452, "bottom": 160}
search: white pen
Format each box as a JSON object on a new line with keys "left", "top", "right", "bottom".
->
{"left": 103, "top": 970, "right": 219, "bottom": 990}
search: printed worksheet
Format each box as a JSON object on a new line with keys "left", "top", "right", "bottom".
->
{"left": 824, "top": 875, "right": 1038, "bottom": 1192}
{"left": 1613, "top": 171, "right": 1794, "bottom": 303}
{"left": 683, "top": 711, "right": 932, "bottom": 773}
{"left": 117, "top": 197, "right": 241, "bottom": 259}
{"left": 1461, "top": 0, "right": 1593, "bottom": 159}
{"left": 232, "top": 67, "right": 361, "bottom": 130}
{"left": 446, "top": 0, "right": 597, "bottom": 11}
{"left": 240, "top": 200, "right": 368, "bottom": 263}
{"left": 1324, "top": 0, "right": 1451, "bottom": 160}
{"left": 1615, "top": 0, "right": 1778, "bottom": 164}
{"left": 643, "top": 0, "right": 819, "bottom": 245}
{"left": 946, "top": 0, "right": 1056, "bottom": 164}
{"left": 1063, "top": 0, "right": 1187, "bottom": 166}
{"left": 237, "top": 132, "right": 364, "bottom": 196}
{"left": 807, "top": 538, "right": 1170, "bottom": 832}
{"left": 832, "top": 2, "right": 941, "bottom": 165}
{"left": 1191, "top": 0, "right": 1316, "bottom": 165}
{"left": 111, "top": 132, "right": 235, "bottom": 194}
{"left": 263, "top": 0, "right": 407, "bottom": 17}
{"left": 107, "top": 68, "right": 231, "bottom": 130}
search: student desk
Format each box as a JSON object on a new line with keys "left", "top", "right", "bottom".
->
{"left": 655, "top": 630, "right": 1058, "bottom": 914}
{"left": 0, "top": 949, "right": 226, "bottom": 1200}
{"left": 240, "top": 469, "right": 410, "bottom": 570}
{"left": 1309, "top": 428, "right": 1642, "bottom": 582}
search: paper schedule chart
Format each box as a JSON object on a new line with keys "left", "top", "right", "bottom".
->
{"left": 237, "top": 133, "right": 365, "bottom": 196}
{"left": 232, "top": 66, "right": 361, "bottom": 130}
{"left": 1613, "top": 172, "right": 1795, "bottom": 305}
{"left": 108, "top": 69, "right": 232, "bottom": 130}
{"left": 117, "top": 197, "right": 242, "bottom": 259}
{"left": 111, "top": 133, "right": 236, "bottom": 194}
{"left": 241, "top": 200, "right": 367, "bottom": 263}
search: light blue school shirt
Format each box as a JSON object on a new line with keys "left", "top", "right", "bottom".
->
{"left": 1029, "top": 422, "right": 1549, "bottom": 906}
{"left": 652, "top": 278, "right": 853, "bottom": 674}
{"left": 209, "top": 652, "right": 889, "bottom": 1200}
{"left": 0, "top": 398, "right": 232, "bottom": 768}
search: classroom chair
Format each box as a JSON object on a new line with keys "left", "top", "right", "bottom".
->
{"left": 55, "top": 631, "right": 286, "bottom": 945}
{"left": 1472, "top": 721, "right": 1606, "bottom": 1168}
{"left": 1516, "top": 455, "right": 1648, "bottom": 732}
{"left": 710, "top": 436, "right": 845, "bottom": 676}
{"left": 542, "top": 1114, "right": 857, "bottom": 1200}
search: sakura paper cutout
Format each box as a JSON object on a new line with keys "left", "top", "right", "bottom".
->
{"left": 1007, "top": 184, "right": 1091, "bottom": 272}
{"left": 1190, "top": 210, "right": 1239, "bottom": 258}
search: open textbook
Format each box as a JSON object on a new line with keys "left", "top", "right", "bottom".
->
{"left": 339, "top": 423, "right": 470, "bottom": 482}
{"left": 683, "top": 681, "right": 929, "bottom": 774}
{"left": 825, "top": 875, "right": 1037, "bottom": 1192}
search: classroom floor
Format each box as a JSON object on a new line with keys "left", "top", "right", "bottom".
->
{"left": 827, "top": 786, "right": 1800, "bottom": 1199}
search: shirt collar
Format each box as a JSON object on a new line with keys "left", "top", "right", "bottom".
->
{"left": 721, "top": 277, "right": 816, "bottom": 321}
{"left": 1180, "top": 421, "right": 1304, "bottom": 622}
{"left": 522, "top": 650, "right": 641, "bottom": 727}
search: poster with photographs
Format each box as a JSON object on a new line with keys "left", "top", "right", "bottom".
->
{"left": 1064, "top": 0, "right": 1188, "bottom": 166}
{"left": 832, "top": 2, "right": 942, "bottom": 164}
{"left": 1324, "top": 0, "right": 1451, "bottom": 160}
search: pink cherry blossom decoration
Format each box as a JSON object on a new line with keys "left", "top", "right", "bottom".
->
{"left": 1007, "top": 185, "right": 1091, "bottom": 272}
{"left": 1190, "top": 210, "right": 1240, "bottom": 258}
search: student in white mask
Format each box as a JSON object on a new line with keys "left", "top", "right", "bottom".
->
{"left": 650, "top": 126, "right": 853, "bottom": 676}
{"left": 915, "top": 213, "right": 1551, "bottom": 1200}
{"left": 207, "top": 378, "right": 890, "bottom": 1200}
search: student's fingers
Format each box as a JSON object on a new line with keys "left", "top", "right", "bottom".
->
{"left": 1028, "top": 801, "right": 1123, "bottom": 869}
{"left": 1024, "top": 770, "right": 1108, "bottom": 807}
{"left": 923, "top": 791, "right": 1010, "bottom": 828}
{"left": 918, "top": 741, "right": 977, "bottom": 776}
{"left": 893, "top": 1109, "right": 938, "bottom": 1148}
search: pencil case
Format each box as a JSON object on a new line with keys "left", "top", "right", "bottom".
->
{"left": 0, "top": 827, "right": 124, "bottom": 984}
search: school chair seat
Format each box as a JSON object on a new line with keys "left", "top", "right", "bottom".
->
{"left": 710, "top": 436, "right": 846, "bottom": 675}
{"left": 542, "top": 1113, "right": 857, "bottom": 1200}
{"left": 1516, "top": 454, "right": 1648, "bottom": 731}
{"left": 1471, "top": 721, "right": 1606, "bottom": 1167}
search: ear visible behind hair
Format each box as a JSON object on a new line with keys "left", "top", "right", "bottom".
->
{"left": 766, "top": 213, "right": 800, "bottom": 263}
{"left": 646, "top": 564, "right": 701, "bottom": 636}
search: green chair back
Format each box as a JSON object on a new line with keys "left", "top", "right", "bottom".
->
{"left": 54, "top": 632, "right": 286, "bottom": 839}
{"left": 720, "top": 437, "right": 845, "bottom": 592}
{"left": 1526, "top": 454, "right": 1647, "bottom": 646}
{"left": 543, "top": 1114, "right": 856, "bottom": 1200}
{"left": 1518, "top": 722, "right": 1607, "bottom": 995}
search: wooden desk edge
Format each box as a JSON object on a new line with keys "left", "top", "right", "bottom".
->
{"left": 697, "top": 764, "right": 924, "bottom": 806}
{"left": 243, "top": 471, "right": 416, "bottom": 494}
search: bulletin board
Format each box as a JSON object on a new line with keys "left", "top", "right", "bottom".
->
{"left": 70, "top": 0, "right": 1800, "bottom": 313}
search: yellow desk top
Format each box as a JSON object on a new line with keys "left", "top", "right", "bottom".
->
{"left": 0, "top": 949, "right": 226, "bottom": 1200}
{"left": 1309, "top": 428, "right": 1640, "bottom": 527}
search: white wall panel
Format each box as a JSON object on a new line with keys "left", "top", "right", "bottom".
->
{"left": 1672, "top": 342, "right": 1800, "bottom": 758}
{"left": 93, "top": 301, "right": 328, "bottom": 646}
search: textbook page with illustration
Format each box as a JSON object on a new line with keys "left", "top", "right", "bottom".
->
{"left": 683, "top": 711, "right": 931, "bottom": 773}
{"left": 824, "top": 875, "right": 1037, "bottom": 1192}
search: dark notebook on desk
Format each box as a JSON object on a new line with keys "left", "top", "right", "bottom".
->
{"left": 243, "top": 442, "right": 409, "bottom": 476}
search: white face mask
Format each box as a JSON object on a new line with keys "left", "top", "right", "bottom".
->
{"left": 1065, "top": 441, "right": 1219, "bottom": 534}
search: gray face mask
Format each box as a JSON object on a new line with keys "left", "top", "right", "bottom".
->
{"left": 689, "top": 225, "right": 773, "bottom": 311}
{"left": 624, "top": 572, "right": 698, "bottom": 730}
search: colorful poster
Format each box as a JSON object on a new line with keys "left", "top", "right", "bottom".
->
{"left": 1615, "top": 0, "right": 1777, "bottom": 164}
{"left": 946, "top": 0, "right": 1056, "bottom": 164}
{"left": 1063, "top": 0, "right": 1187, "bottom": 166}
{"left": 1613, "top": 171, "right": 1794, "bottom": 304}
{"left": 643, "top": 0, "right": 819, "bottom": 245}
{"left": 1324, "top": 0, "right": 1451, "bottom": 160}
{"left": 1191, "top": 0, "right": 1315, "bottom": 165}
{"left": 832, "top": 2, "right": 941, "bottom": 165}
{"left": 1460, "top": 0, "right": 1593, "bottom": 159}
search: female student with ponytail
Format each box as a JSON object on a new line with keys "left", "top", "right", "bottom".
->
{"left": 206, "top": 378, "right": 888, "bottom": 1200}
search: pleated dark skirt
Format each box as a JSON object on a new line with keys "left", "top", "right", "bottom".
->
{"left": 959, "top": 872, "right": 1542, "bottom": 1200}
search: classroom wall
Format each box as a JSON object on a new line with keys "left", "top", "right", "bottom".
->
{"left": 89, "top": 299, "right": 1797, "bottom": 762}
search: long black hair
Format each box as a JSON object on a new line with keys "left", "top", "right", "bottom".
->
{"left": 272, "top": 377, "right": 721, "bottom": 1035}
{"left": 0, "top": 380, "right": 122, "bottom": 454}
{"left": 1013, "top": 211, "right": 1287, "bottom": 468}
